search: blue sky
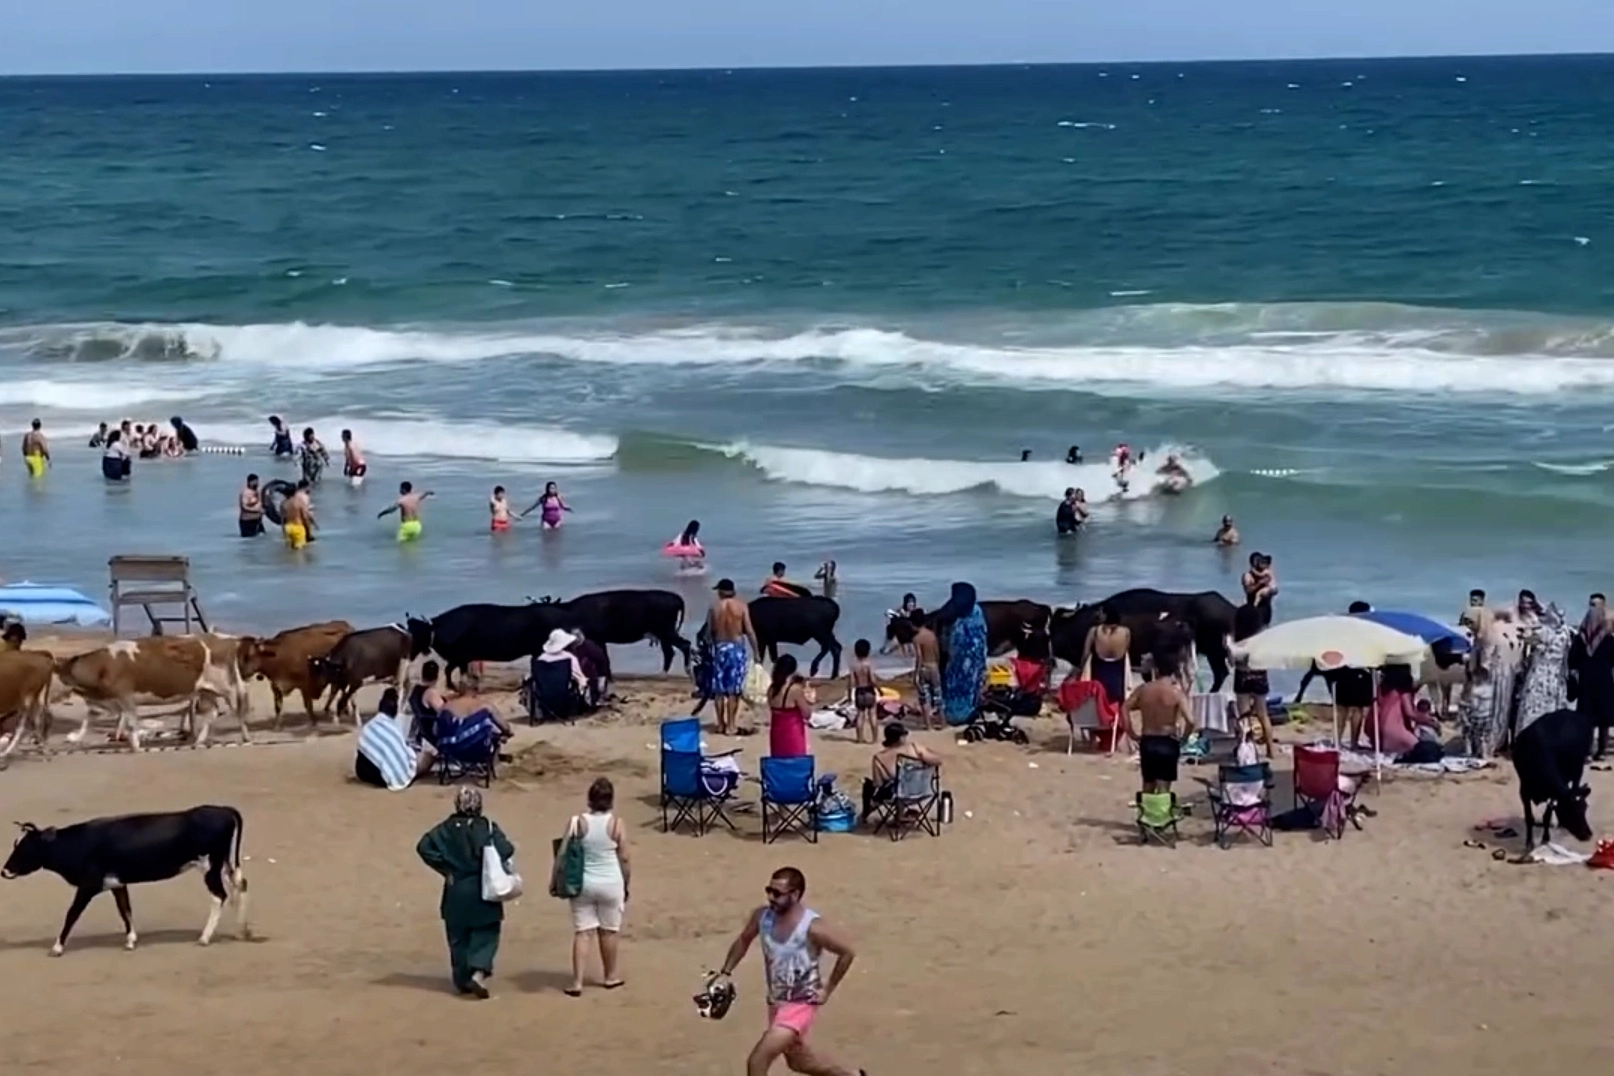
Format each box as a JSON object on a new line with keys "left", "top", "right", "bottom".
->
{"left": 3, "top": 1, "right": 1609, "bottom": 75}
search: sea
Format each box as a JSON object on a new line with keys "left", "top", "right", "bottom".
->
{"left": 4, "top": 55, "right": 1614, "bottom": 672}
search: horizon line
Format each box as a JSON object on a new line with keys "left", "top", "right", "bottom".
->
{"left": 1, "top": 48, "right": 1609, "bottom": 81}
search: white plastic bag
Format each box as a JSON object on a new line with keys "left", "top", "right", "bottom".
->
{"left": 741, "top": 660, "right": 770, "bottom": 708}
{"left": 481, "top": 840, "right": 523, "bottom": 902}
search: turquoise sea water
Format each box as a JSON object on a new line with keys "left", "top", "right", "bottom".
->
{"left": 4, "top": 56, "right": 1614, "bottom": 662}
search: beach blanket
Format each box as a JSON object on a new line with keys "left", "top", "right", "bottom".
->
{"left": 357, "top": 713, "right": 418, "bottom": 791}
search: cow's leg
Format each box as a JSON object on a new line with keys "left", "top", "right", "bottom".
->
{"left": 199, "top": 855, "right": 232, "bottom": 946}
{"left": 52, "top": 885, "right": 100, "bottom": 956}
{"left": 1520, "top": 795, "right": 1538, "bottom": 854}
{"left": 674, "top": 632, "right": 693, "bottom": 672}
{"left": 122, "top": 703, "right": 144, "bottom": 752}
{"left": 1206, "top": 648, "right": 1230, "bottom": 694}
{"left": 658, "top": 635, "right": 677, "bottom": 673}
{"left": 111, "top": 886, "right": 138, "bottom": 950}
{"left": 1294, "top": 663, "right": 1317, "bottom": 704}
{"left": 270, "top": 684, "right": 287, "bottom": 729}
{"left": 298, "top": 686, "right": 319, "bottom": 726}
{"left": 230, "top": 859, "right": 252, "bottom": 940}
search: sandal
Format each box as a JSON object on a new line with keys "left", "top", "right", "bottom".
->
{"left": 1463, "top": 839, "right": 1486, "bottom": 850}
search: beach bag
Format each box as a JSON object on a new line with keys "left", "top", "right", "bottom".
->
{"left": 481, "top": 827, "right": 523, "bottom": 903}
{"left": 548, "top": 816, "right": 586, "bottom": 899}
{"left": 742, "top": 661, "right": 770, "bottom": 708}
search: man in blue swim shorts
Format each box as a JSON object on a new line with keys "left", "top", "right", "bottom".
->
{"left": 707, "top": 578, "right": 761, "bottom": 736}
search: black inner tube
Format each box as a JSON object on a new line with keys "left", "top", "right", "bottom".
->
{"left": 261, "top": 479, "right": 297, "bottom": 527}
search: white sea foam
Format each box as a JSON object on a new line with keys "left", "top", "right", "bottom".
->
{"left": 722, "top": 442, "right": 1217, "bottom": 502}
{"left": 201, "top": 417, "right": 618, "bottom": 464}
{"left": 1532, "top": 460, "right": 1613, "bottom": 477}
{"left": 30, "top": 305, "right": 1614, "bottom": 396}
{"left": 0, "top": 380, "right": 209, "bottom": 411}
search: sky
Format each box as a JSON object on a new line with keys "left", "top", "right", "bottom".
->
{"left": 2, "top": 0, "right": 1610, "bottom": 75}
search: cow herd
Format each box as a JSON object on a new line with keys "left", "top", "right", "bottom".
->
{"left": 0, "top": 584, "right": 1257, "bottom": 756}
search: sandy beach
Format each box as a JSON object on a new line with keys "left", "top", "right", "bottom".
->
{"left": 1, "top": 646, "right": 1612, "bottom": 1076}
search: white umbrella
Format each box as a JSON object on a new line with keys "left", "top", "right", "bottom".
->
{"left": 1234, "top": 615, "right": 1427, "bottom": 672}
{"left": 1234, "top": 615, "right": 1428, "bottom": 787}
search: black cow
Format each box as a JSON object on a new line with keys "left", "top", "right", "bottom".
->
{"left": 2, "top": 805, "right": 249, "bottom": 956}
{"left": 409, "top": 603, "right": 570, "bottom": 690}
{"left": 559, "top": 589, "right": 692, "bottom": 673}
{"left": 885, "top": 599, "right": 1053, "bottom": 659}
{"left": 750, "top": 596, "right": 844, "bottom": 678}
{"left": 316, "top": 623, "right": 431, "bottom": 715}
{"left": 1511, "top": 708, "right": 1595, "bottom": 853}
{"left": 1050, "top": 588, "right": 1240, "bottom": 691}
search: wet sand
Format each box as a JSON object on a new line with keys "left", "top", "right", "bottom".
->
{"left": 1, "top": 649, "right": 1612, "bottom": 1076}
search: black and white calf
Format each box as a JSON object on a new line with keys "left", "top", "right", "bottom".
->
{"left": 2, "top": 805, "right": 250, "bottom": 956}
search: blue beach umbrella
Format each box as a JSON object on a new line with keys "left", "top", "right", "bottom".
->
{"left": 1353, "top": 609, "right": 1470, "bottom": 654}
{"left": 0, "top": 582, "right": 113, "bottom": 628}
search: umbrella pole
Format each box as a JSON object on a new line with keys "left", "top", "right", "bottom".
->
{"left": 1372, "top": 668, "right": 1382, "bottom": 793}
{"left": 1331, "top": 680, "right": 1340, "bottom": 749}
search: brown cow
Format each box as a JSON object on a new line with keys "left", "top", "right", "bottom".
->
{"left": 0, "top": 650, "right": 54, "bottom": 758}
{"left": 236, "top": 620, "right": 354, "bottom": 728}
{"left": 54, "top": 637, "right": 247, "bottom": 751}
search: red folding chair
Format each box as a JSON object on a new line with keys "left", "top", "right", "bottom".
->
{"left": 1293, "top": 745, "right": 1358, "bottom": 839}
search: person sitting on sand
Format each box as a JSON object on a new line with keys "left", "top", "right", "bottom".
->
{"left": 1368, "top": 664, "right": 1442, "bottom": 759}
{"left": 537, "top": 628, "right": 591, "bottom": 696}
{"left": 1214, "top": 515, "right": 1239, "bottom": 546}
{"left": 569, "top": 631, "right": 612, "bottom": 707}
{"left": 356, "top": 688, "right": 438, "bottom": 790}
{"left": 861, "top": 721, "right": 941, "bottom": 823}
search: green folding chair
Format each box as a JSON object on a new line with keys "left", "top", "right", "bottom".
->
{"left": 1135, "top": 790, "right": 1181, "bottom": 847}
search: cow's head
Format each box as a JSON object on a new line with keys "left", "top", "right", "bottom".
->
{"left": 405, "top": 617, "right": 434, "bottom": 658}
{"left": 1556, "top": 784, "right": 1594, "bottom": 842}
{"left": 2, "top": 822, "right": 52, "bottom": 879}
{"left": 235, "top": 636, "right": 270, "bottom": 678}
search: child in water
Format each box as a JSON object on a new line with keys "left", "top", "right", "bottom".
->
{"left": 670, "top": 520, "right": 705, "bottom": 573}
{"left": 490, "top": 486, "right": 512, "bottom": 533}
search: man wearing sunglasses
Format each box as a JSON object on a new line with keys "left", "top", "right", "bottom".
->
{"left": 711, "top": 867, "right": 866, "bottom": 1076}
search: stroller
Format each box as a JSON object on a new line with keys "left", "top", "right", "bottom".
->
{"left": 960, "top": 688, "right": 1033, "bottom": 745}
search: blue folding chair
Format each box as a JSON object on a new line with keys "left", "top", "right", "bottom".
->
{"left": 660, "top": 718, "right": 738, "bottom": 835}
{"left": 761, "top": 756, "right": 818, "bottom": 844}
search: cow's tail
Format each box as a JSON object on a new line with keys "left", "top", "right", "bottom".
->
{"left": 224, "top": 806, "right": 252, "bottom": 937}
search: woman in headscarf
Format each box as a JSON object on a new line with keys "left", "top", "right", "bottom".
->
{"left": 416, "top": 786, "right": 516, "bottom": 998}
{"left": 1570, "top": 597, "right": 1614, "bottom": 759}
{"left": 938, "top": 582, "right": 987, "bottom": 726}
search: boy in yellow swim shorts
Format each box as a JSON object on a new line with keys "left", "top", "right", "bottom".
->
{"left": 378, "top": 480, "right": 433, "bottom": 542}
{"left": 21, "top": 419, "right": 49, "bottom": 478}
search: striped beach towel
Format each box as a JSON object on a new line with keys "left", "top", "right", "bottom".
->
{"left": 357, "top": 714, "right": 418, "bottom": 791}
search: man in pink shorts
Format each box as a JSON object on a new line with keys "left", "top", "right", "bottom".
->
{"left": 711, "top": 867, "right": 866, "bottom": 1076}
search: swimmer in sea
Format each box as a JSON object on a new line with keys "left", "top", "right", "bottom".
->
{"left": 1213, "top": 514, "right": 1239, "bottom": 546}
{"left": 298, "top": 427, "right": 329, "bottom": 485}
{"left": 1112, "top": 443, "right": 1134, "bottom": 493}
{"left": 1020, "top": 449, "right": 1032, "bottom": 462}
{"left": 20, "top": 419, "right": 49, "bottom": 478}
{"left": 239, "top": 473, "right": 265, "bottom": 538}
{"left": 520, "top": 481, "right": 572, "bottom": 529}
{"left": 282, "top": 480, "right": 315, "bottom": 550}
{"left": 340, "top": 429, "right": 367, "bottom": 486}
{"left": 1156, "top": 453, "right": 1192, "bottom": 490}
{"left": 88, "top": 422, "right": 108, "bottom": 449}
{"left": 672, "top": 519, "right": 705, "bottom": 572}
{"left": 490, "top": 486, "right": 513, "bottom": 533}
{"left": 1065, "top": 445, "right": 1082, "bottom": 464}
{"left": 377, "top": 480, "right": 434, "bottom": 542}
{"left": 1056, "top": 487, "right": 1089, "bottom": 535}
{"left": 269, "top": 416, "right": 295, "bottom": 460}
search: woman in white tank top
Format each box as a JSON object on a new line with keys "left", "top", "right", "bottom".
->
{"left": 563, "top": 776, "right": 632, "bottom": 996}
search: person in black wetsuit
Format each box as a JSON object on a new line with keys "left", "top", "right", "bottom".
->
{"left": 170, "top": 416, "right": 199, "bottom": 453}
{"left": 1056, "top": 487, "right": 1089, "bottom": 535}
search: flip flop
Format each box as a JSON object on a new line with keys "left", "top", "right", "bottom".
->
{"left": 563, "top": 987, "right": 583, "bottom": 998}
{"left": 1492, "top": 826, "right": 1518, "bottom": 839}
{"left": 602, "top": 980, "right": 625, "bottom": 990}
{"left": 1463, "top": 839, "right": 1487, "bottom": 850}
{"left": 1491, "top": 848, "right": 1508, "bottom": 861}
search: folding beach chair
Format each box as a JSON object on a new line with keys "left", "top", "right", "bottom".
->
{"left": 659, "top": 717, "right": 739, "bottom": 836}
{"left": 1135, "top": 790, "right": 1181, "bottom": 847}
{"left": 871, "top": 756, "right": 942, "bottom": 840}
{"left": 522, "top": 658, "right": 586, "bottom": 725}
{"left": 760, "top": 756, "right": 818, "bottom": 844}
{"left": 1208, "top": 762, "right": 1273, "bottom": 849}
{"left": 1293, "top": 745, "right": 1357, "bottom": 840}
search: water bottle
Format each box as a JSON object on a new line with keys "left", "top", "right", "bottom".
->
{"left": 939, "top": 791, "right": 954, "bottom": 825}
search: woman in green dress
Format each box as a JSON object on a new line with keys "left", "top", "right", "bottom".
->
{"left": 416, "top": 786, "right": 516, "bottom": 998}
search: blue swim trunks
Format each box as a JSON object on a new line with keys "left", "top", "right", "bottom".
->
{"left": 712, "top": 641, "right": 749, "bottom": 697}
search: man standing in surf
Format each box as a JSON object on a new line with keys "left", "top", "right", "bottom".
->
{"left": 378, "top": 481, "right": 433, "bottom": 543}
{"left": 340, "top": 429, "right": 367, "bottom": 487}
{"left": 707, "top": 579, "right": 760, "bottom": 736}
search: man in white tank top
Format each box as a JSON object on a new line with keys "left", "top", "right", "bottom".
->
{"left": 712, "top": 867, "right": 865, "bottom": 1076}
